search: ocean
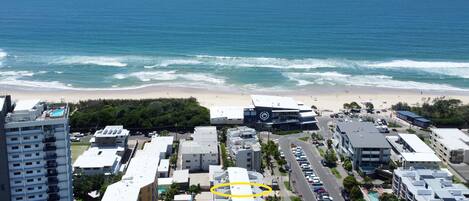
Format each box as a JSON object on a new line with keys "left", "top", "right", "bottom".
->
{"left": 1, "top": 0, "right": 469, "bottom": 91}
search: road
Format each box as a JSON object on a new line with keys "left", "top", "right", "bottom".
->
{"left": 278, "top": 134, "right": 317, "bottom": 201}
{"left": 294, "top": 140, "right": 344, "bottom": 201}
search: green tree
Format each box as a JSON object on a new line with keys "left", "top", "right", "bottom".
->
{"left": 188, "top": 184, "right": 201, "bottom": 194}
{"left": 350, "top": 186, "right": 364, "bottom": 201}
{"left": 343, "top": 159, "right": 353, "bottom": 172}
{"left": 365, "top": 102, "right": 374, "bottom": 112}
{"left": 326, "top": 139, "right": 333, "bottom": 149}
{"left": 343, "top": 175, "right": 358, "bottom": 192}
{"left": 379, "top": 193, "right": 399, "bottom": 201}
{"left": 324, "top": 149, "right": 337, "bottom": 166}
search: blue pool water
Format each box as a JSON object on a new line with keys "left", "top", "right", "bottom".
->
{"left": 368, "top": 192, "right": 380, "bottom": 201}
{"left": 50, "top": 109, "right": 65, "bottom": 118}
{"left": 1, "top": 0, "right": 469, "bottom": 91}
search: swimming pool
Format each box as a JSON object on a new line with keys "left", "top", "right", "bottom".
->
{"left": 50, "top": 108, "right": 65, "bottom": 118}
{"left": 367, "top": 191, "right": 379, "bottom": 201}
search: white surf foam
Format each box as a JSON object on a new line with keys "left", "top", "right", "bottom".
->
{"left": 366, "top": 60, "right": 469, "bottom": 68}
{"left": 51, "top": 56, "right": 128, "bottom": 67}
{"left": 284, "top": 72, "right": 466, "bottom": 91}
{"left": 0, "top": 49, "right": 6, "bottom": 60}
{"left": 113, "top": 71, "right": 225, "bottom": 84}
{"left": 195, "top": 55, "right": 343, "bottom": 69}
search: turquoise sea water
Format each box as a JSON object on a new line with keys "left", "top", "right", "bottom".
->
{"left": 1, "top": 0, "right": 469, "bottom": 91}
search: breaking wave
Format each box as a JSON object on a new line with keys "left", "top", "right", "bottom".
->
{"left": 284, "top": 72, "right": 466, "bottom": 91}
{"left": 50, "top": 56, "right": 128, "bottom": 67}
{"left": 113, "top": 70, "right": 225, "bottom": 84}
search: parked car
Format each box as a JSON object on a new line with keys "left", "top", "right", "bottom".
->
{"left": 70, "top": 137, "right": 81, "bottom": 142}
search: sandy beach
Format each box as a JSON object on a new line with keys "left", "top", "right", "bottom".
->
{"left": 3, "top": 85, "right": 469, "bottom": 112}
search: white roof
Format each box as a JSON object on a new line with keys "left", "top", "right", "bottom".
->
{"left": 158, "top": 177, "right": 173, "bottom": 186}
{"left": 401, "top": 152, "right": 441, "bottom": 162}
{"left": 73, "top": 147, "right": 121, "bottom": 168}
{"left": 398, "top": 133, "right": 435, "bottom": 153}
{"left": 227, "top": 167, "right": 254, "bottom": 201}
{"left": 251, "top": 95, "right": 299, "bottom": 109}
{"left": 300, "top": 111, "right": 317, "bottom": 118}
{"left": 180, "top": 141, "right": 218, "bottom": 154}
{"left": 193, "top": 126, "right": 218, "bottom": 142}
{"left": 173, "top": 169, "right": 189, "bottom": 183}
{"left": 209, "top": 165, "right": 224, "bottom": 182}
{"left": 158, "top": 159, "right": 170, "bottom": 173}
{"left": 14, "top": 99, "right": 40, "bottom": 111}
{"left": 432, "top": 128, "right": 469, "bottom": 150}
{"left": 102, "top": 137, "right": 169, "bottom": 201}
{"left": 210, "top": 106, "right": 244, "bottom": 119}
{"left": 94, "top": 125, "right": 129, "bottom": 137}
{"left": 174, "top": 194, "right": 192, "bottom": 201}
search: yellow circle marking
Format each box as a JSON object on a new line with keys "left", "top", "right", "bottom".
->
{"left": 210, "top": 182, "right": 272, "bottom": 198}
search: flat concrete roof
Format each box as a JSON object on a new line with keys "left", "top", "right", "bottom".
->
{"left": 14, "top": 99, "right": 40, "bottom": 111}
{"left": 73, "top": 147, "right": 121, "bottom": 168}
{"left": 251, "top": 95, "right": 299, "bottom": 109}
{"left": 398, "top": 133, "right": 435, "bottom": 153}
{"left": 432, "top": 128, "right": 469, "bottom": 150}
{"left": 337, "top": 122, "right": 391, "bottom": 148}
{"left": 210, "top": 106, "right": 244, "bottom": 119}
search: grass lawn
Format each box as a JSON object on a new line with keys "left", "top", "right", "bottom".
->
{"left": 331, "top": 167, "right": 342, "bottom": 179}
{"left": 298, "top": 136, "right": 309, "bottom": 142}
{"left": 71, "top": 144, "right": 90, "bottom": 162}
{"left": 290, "top": 196, "right": 301, "bottom": 201}
{"left": 280, "top": 171, "right": 287, "bottom": 176}
{"left": 284, "top": 181, "right": 291, "bottom": 191}
{"left": 318, "top": 148, "right": 325, "bottom": 157}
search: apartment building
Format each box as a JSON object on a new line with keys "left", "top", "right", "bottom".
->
{"left": 91, "top": 125, "right": 129, "bottom": 147}
{"left": 226, "top": 126, "right": 261, "bottom": 171}
{"left": 334, "top": 122, "right": 391, "bottom": 174}
{"left": 180, "top": 126, "right": 219, "bottom": 172}
{"left": 101, "top": 136, "right": 174, "bottom": 201}
{"left": 393, "top": 168, "right": 469, "bottom": 201}
{"left": 210, "top": 167, "right": 265, "bottom": 201}
{"left": 386, "top": 133, "right": 441, "bottom": 169}
{"left": 73, "top": 125, "right": 129, "bottom": 175}
{"left": 244, "top": 95, "right": 318, "bottom": 130}
{"left": 430, "top": 128, "right": 469, "bottom": 164}
{"left": 0, "top": 96, "right": 73, "bottom": 201}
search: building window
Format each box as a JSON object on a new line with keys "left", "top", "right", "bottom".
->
{"left": 11, "top": 137, "right": 18, "bottom": 141}
{"left": 25, "top": 154, "right": 31, "bottom": 157}
{"left": 23, "top": 136, "right": 30, "bottom": 140}
{"left": 13, "top": 163, "right": 20, "bottom": 167}
{"left": 28, "top": 195, "right": 34, "bottom": 199}
{"left": 27, "top": 187, "right": 33, "bottom": 191}
{"left": 12, "top": 146, "right": 19, "bottom": 150}
{"left": 13, "top": 172, "right": 20, "bottom": 175}
{"left": 26, "top": 179, "right": 33, "bottom": 183}
{"left": 35, "top": 153, "right": 39, "bottom": 156}
{"left": 36, "top": 161, "right": 40, "bottom": 164}
{"left": 14, "top": 181, "right": 21, "bottom": 184}
{"left": 24, "top": 145, "right": 31, "bottom": 149}
{"left": 34, "top": 136, "right": 38, "bottom": 139}
{"left": 15, "top": 189, "right": 22, "bottom": 192}
{"left": 12, "top": 155, "right": 19, "bottom": 158}
{"left": 35, "top": 144, "right": 39, "bottom": 148}
{"left": 25, "top": 162, "right": 32, "bottom": 166}
{"left": 26, "top": 170, "right": 33, "bottom": 174}
{"left": 15, "top": 197, "right": 23, "bottom": 200}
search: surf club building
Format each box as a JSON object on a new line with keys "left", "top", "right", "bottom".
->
{"left": 210, "top": 95, "right": 318, "bottom": 131}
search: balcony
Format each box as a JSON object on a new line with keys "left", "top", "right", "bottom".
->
{"left": 47, "top": 193, "right": 60, "bottom": 201}
{"left": 44, "top": 153, "right": 57, "bottom": 160}
{"left": 45, "top": 162, "right": 58, "bottom": 168}
{"left": 47, "top": 186, "right": 60, "bottom": 193}
{"left": 43, "top": 145, "right": 57, "bottom": 151}
{"left": 47, "top": 170, "right": 58, "bottom": 177}
{"left": 47, "top": 177, "right": 59, "bottom": 185}
{"left": 43, "top": 137, "right": 56, "bottom": 143}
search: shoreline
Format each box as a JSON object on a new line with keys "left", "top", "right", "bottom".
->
{"left": 2, "top": 84, "right": 469, "bottom": 112}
